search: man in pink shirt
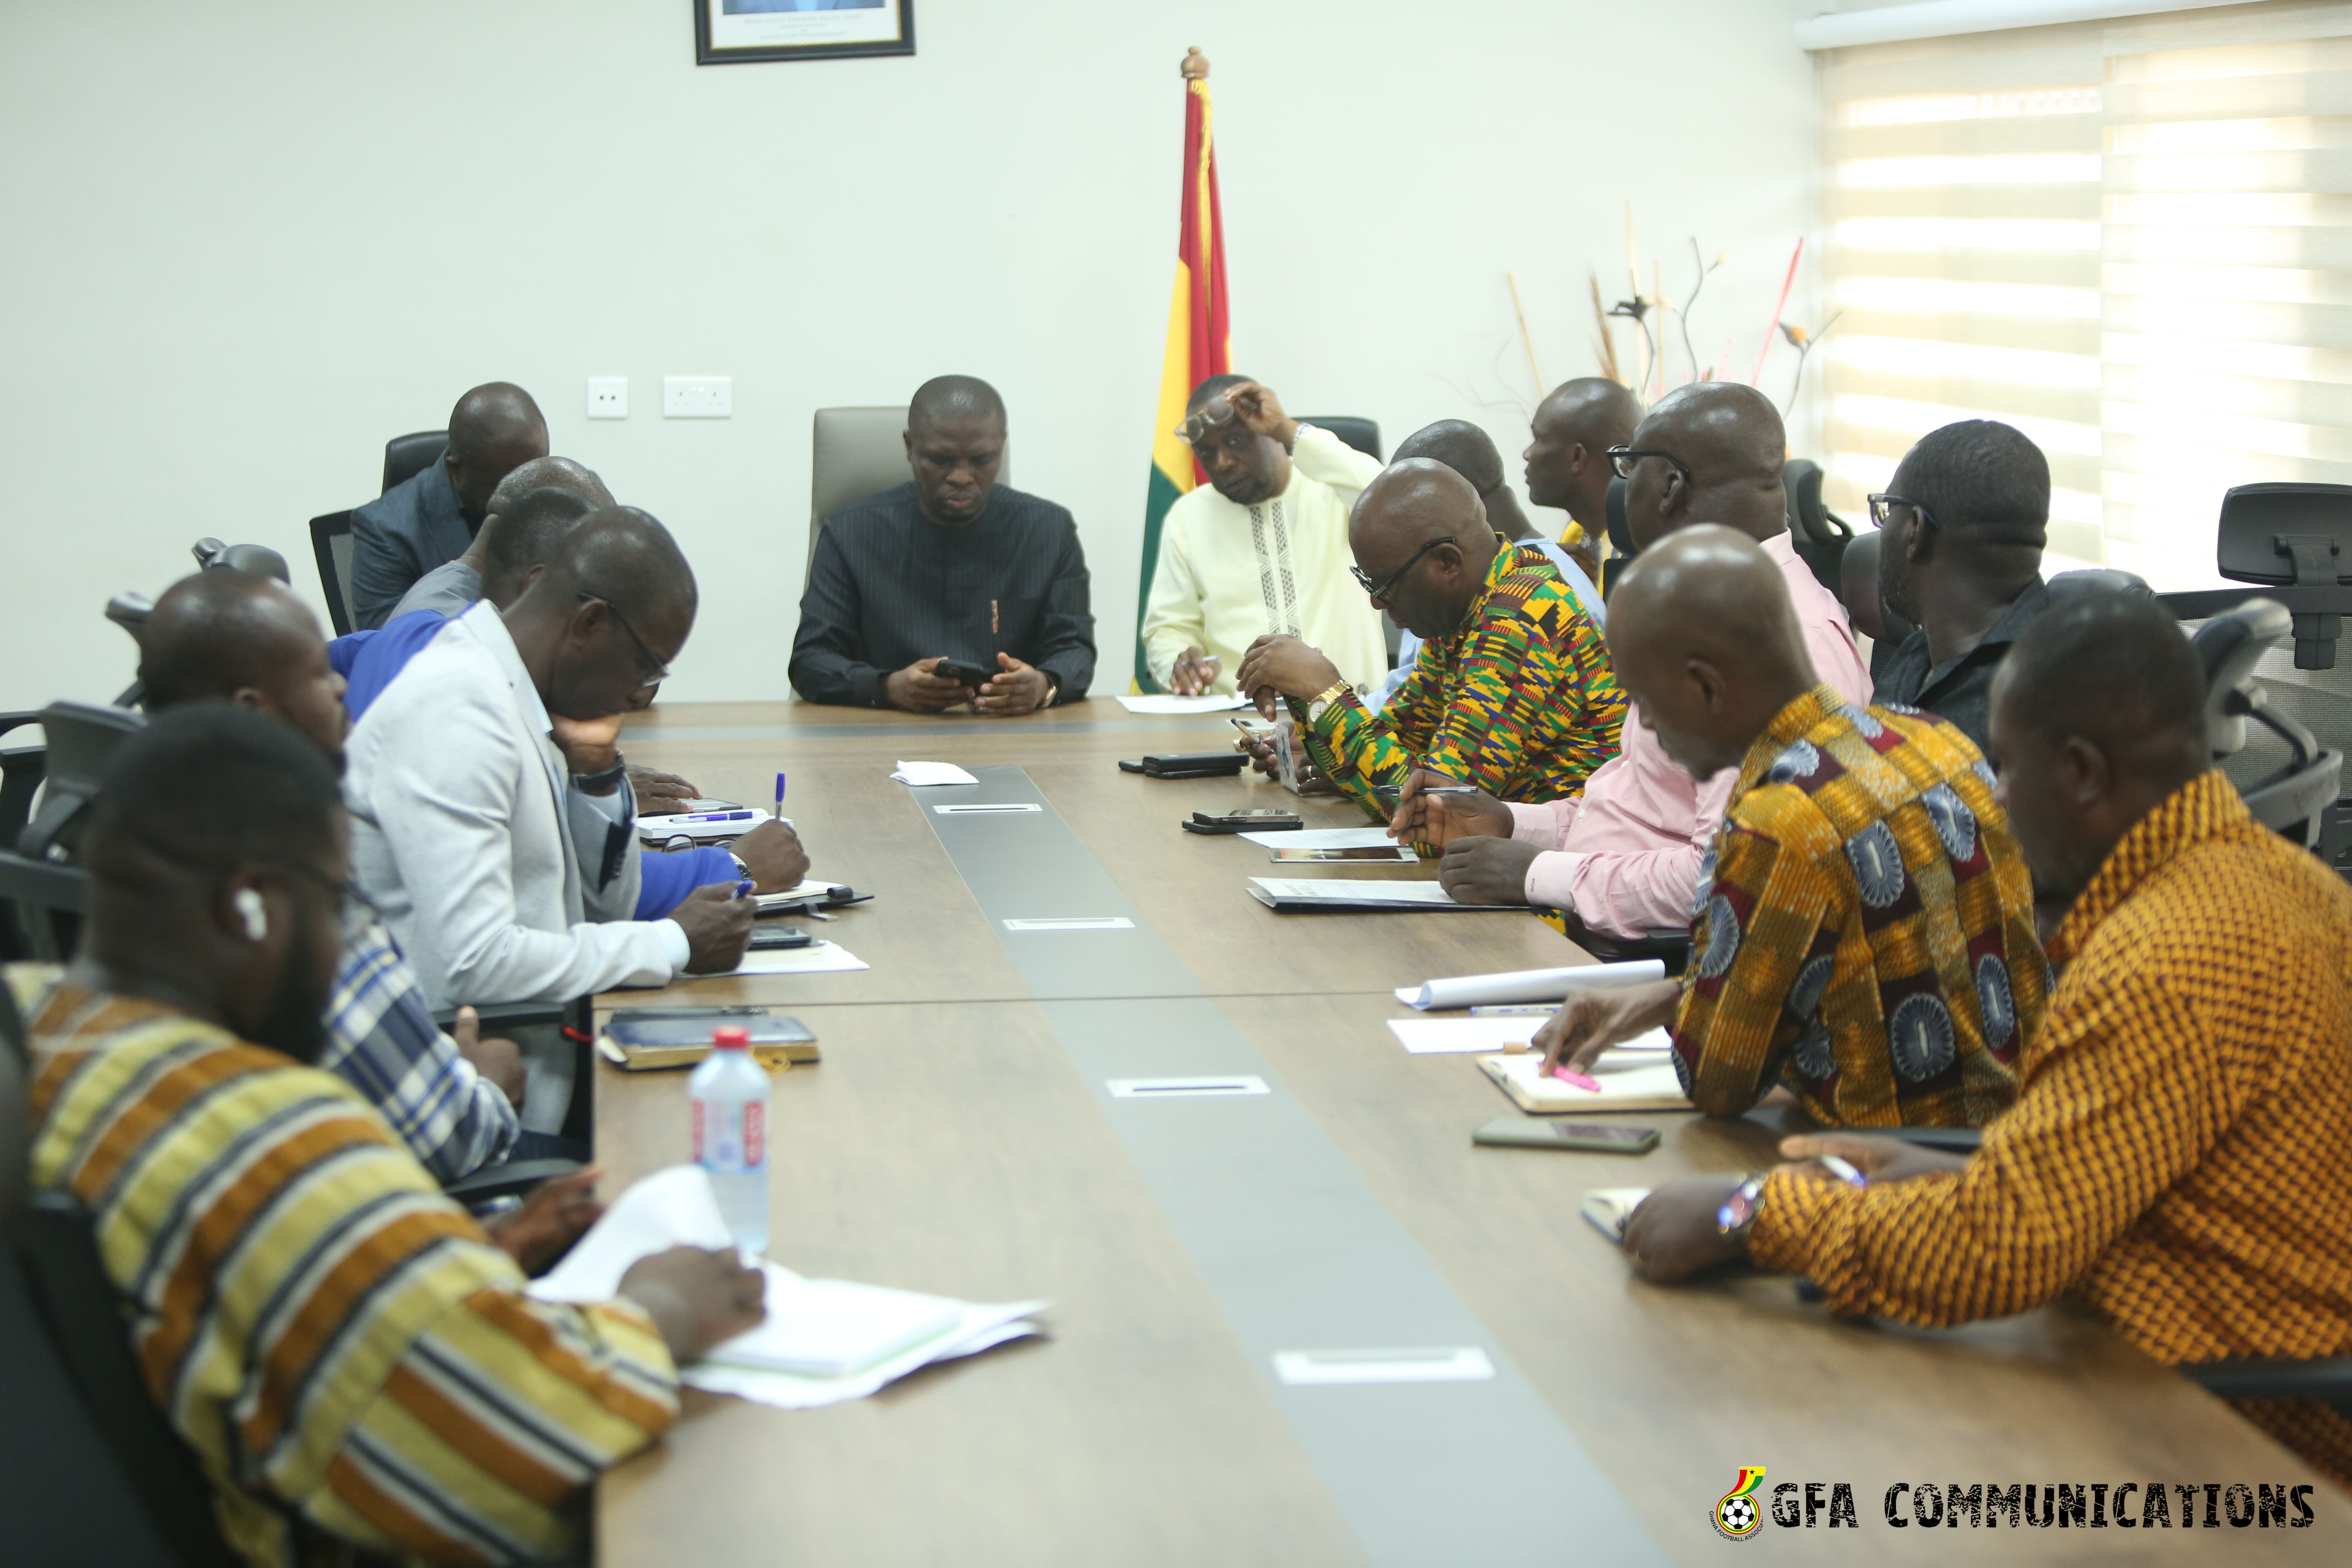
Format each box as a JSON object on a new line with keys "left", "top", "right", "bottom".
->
{"left": 1393, "top": 383, "right": 1870, "bottom": 937}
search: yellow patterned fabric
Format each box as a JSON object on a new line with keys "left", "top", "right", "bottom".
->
{"left": 1673, "top": 686, "right": 2045, "bottom": 1126}
{"left": 1751, "top": 771, "right": 2352, "bottom": 1487}
{"left": 24, "top": 983, "right": 680, "bottom": 1567}
{"left": 1297, "top": 538, "right": 1624, "bottom": 815}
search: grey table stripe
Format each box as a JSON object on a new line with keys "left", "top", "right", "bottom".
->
{"left": 920, "top": 765, "right": 1667, "bottom": 1567}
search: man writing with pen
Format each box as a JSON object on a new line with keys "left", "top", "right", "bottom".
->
{"left": 1234, "top": 457, "right": 1624, "bottom": 817}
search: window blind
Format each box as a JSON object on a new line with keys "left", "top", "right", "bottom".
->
{"left": 1820, "top": 0, "right": 2352, "bottom": 588}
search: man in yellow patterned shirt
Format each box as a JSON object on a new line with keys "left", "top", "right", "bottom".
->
{"left": 26, "top": 704, "right": 765, "bottom": 1566}
{"left": 1235, "top": 459, "right": 1625, "bottom": 816}
{"left": 1619, "top": 587, "right": 2352, "bottom": 1488}
{"left": 1538, "top": 527, "right": 2044, "bottom": 1127}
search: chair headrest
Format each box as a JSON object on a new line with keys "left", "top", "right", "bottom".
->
{"left": 1604, "top": 474, "right": 1630, "bottom": 556}
{"left": 1782, "top": 459, "right": 1851, "bottom": 546}
{"left": 2194, "top": 598, "right": 2292, "bottom": 756}
{"left": 17, "top": 702, "right": 146, "bottom": 861}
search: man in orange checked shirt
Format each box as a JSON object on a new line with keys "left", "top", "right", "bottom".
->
{"left": 1620, "top": 587, "right": 2352, "bottom": 1488}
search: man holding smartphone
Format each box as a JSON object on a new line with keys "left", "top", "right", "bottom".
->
{"left": 789, "top": 375, "right": 1097, "bottom": 715}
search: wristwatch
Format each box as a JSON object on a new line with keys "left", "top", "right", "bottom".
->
{"left": 1717, "top": 1174, "right": 1769, "bottom": 1246}
{"left": 1305, "top": 679, "right": 1352, "bottom": 724}
{"left": 572, "top": 752, "right": 627, "bottom": 796}
{"left": 727, "top": 850, "right": 752, "bottom": 880}
{"left": 1043, "top": 676, "right": 1061, "bottom": 708}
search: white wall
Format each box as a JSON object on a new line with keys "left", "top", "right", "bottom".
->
{"left": 0, "top": 0, "right": 1824, "bottom": 712}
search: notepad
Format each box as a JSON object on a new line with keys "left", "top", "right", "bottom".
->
{"left": 638, "top": 809, "right": 783, "bottom": 844}
{"left": 1477, "top": 1040, "right": 1690, "bottom": 1113}
{"left": 1250, "top": 878, "right": 1505, "bottom": 912}
{"left": 1392, "top": 959, "right": 1667, "bottom": 1011}
{"left": 1238, "top": 826, "right": 1397, "bottom": 850}
{"left": 726, "top": 941, "right": 868, "bottom": 977}
{"left": 1115, "top": 693, "right": 1250, "bottom": 714}
{"left": 707, "top": 1273, "right": 967, "bottom": 1379}
{"left": 892, "top": 761, "right": 980, "bottom": 786}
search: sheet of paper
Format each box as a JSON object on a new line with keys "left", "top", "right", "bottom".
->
{"left": 1392, "top": 959, "right": 1668, "bottom": 1011}
{"left": 529, "top": 1165, "right": 734, "bottom": 1304}
{"left": 682, "top": 1308, "right": 1047, "bottom": 1410}
{"left": 1388, "top": 1016, "right": 1542, "bottom": 1054}
{"left": 1114, "top": 693, "right": 1249, "bottom": 714}
{"left": 1238, "top": 826, "right": 1398, "bottom": 850}
{"left": 1249, "top": 877, "right": 1460, "bottom": 906}
{"left": 726, "top": 940, "right": 868, "bottom": 977}
{"left": 891, "top": 761, "right": 980, "bottom": 786}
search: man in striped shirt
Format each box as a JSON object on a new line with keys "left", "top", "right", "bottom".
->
{"left": 25, "top": 705, "right": 763, "bottom": 1564}
{"left": 1620, "top": 590, "right": 2352, "bottom": 1486}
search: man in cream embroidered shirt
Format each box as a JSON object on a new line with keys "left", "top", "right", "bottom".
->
{"left": 1140, "top": 376, "right": 1389, "bottom": 696}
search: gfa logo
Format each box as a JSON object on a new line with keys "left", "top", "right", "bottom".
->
{"left": 1713, "top": 1466, "right": 1767, "bottom": 1541}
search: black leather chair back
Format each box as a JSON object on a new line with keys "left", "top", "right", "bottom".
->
{"left": 1295, "top": 416, "right": 1381, "bottom": 461}
{"left": 1783, "top": 459, "right": 1854, "bottom": 593}
{"left": 382, "top": 430, "right": 448, "bottom": 495}
{"left": 17, "top": 703, "right": 144, "bottom": 864}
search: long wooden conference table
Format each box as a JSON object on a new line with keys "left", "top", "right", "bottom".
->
{"left": 594, "top": 700, "right": 2349, "bottom": 1565}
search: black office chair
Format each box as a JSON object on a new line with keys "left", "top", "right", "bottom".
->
{"left": 1295, "top": 416, "right": 1381, "bottom": 461}
{"left": 1600, "top": 475, "right": 1631, "bottom": 598}
{"left": 18, "top": 702, "right": 144, "bottom": 865}
{"left": 2157, "top": 482, "right": 2352, "bottom": 670}
{"left": 189, "top": 539, "right": 290, "bottom": 583}
{"left": 433, "top": 995, "right": 595, "bottom": 1209}
{"left": 2192, "top": 599, "right": 2343, "bottom": 849}
{"left": 382, "top": 430, "right": 448, "bottom": 495}
{"left": 1784, "top": 459, "right": 1854, "bottom": 593}
{"left": 0, "top": 851, "right": 85, "bottom": 964}
{"left": 0, "top": 711, "right": 45, "bottom": 851}
{"left": 309, "top": 511, "right": 359, "bottom": 636}
{"left": 1548, "top": 909, "right": 1690, "bottom": 976}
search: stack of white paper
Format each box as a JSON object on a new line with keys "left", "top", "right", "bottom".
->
{"left": 891, "top": 761, "right": 980, "bottom": 786}
{"left": 728, "top": 940, "right": 869, "bottom": 977}
{"left": 1114, "top": 693, "right": 1249, "bottom": 714}
{"left": 530, "top": 1167, "right": 1047, "bottom": 1410}
{"left": 1392, "top": 959, "right": 1667, "bottom": 1011}
{"left": 1248, "top": 878, "right": 1493, "bottom": 912}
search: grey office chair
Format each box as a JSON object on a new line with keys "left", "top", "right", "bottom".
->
{"left": 309, "top": 511, "right": 359, "bottom": 635}
{"left": 806, "top": 407, "right": 1011, "bottom": 585}
{"left": 2158, "top": 482, "right": 2352, "bottom": 669}
{"left": 2193, "top": 598, "right": 2343, "bottom": 849}
{"left": 17, "top": 702, "right": 143, "bottom": 865}
{"left": 382, "top": 430, "right": 448, "bottom": 495}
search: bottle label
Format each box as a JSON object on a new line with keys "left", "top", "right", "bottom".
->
{"left": 692, "top": 1098, "right": 766, "bottom": 1174}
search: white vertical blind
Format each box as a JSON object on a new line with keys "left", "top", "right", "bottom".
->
{"left": 1820, "top": 1, "right": 2352, "bottom": 588}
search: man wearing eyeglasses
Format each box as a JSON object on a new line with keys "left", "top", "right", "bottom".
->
{"left": 346, "top": 508, "right": 755, "bottom": 1024}
{"left": 1870, "top": 420, "right": 2052, "bottom": 754}
{"left": 1138, "top": 375, "right": 1390, "bottom": 697}
{"left": 1235, "top": 458, "right": 1624, "bottom": 813}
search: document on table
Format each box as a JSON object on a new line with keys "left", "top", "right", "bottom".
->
{"left": 1392, "top": 958, "right": 1667, "bottom": 1011}
{"left": 1249, "top": 878, "right": 1508, "bottom": 912}
{"left": 1115, "top": 693, "right": 1250, "bottom": 714}
{"left": 1238, "top": 826, "right": 1397, "bottom": 850}
{"left": 726, "top": 940, "right": 868, "bottom": 977}
{"left": 1390, "top": 1019, "right": 1675, "bottom": 1055}
{"left": 891, "top": 761, "right": 980, "bottom": 786}
{"left": 531, "top": 1167, "right": 1048, "bottom": 1410}
{"left": 1477, "top": 1038, "right": 1690, "bottom": 1113}
{"left": 755, "top": 880, "right": 848, "bottom": 911}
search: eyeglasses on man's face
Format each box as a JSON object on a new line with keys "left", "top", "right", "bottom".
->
{"left": 1350, "top": 532, "right": 1461, "bottom": 601}
{"left": 576, "top": 591, "right": 672, "bottom": 687}
{"left": 1606, "top": 446, "right": 1695, "bottom": 484}
{"left": 1866, "top": 493, "right": 1938, "bottom": 531}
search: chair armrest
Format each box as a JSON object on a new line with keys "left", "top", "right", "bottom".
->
{"left": 2180, "top": 1355, "right": 2352, "bottom": 1408}
{"left": 429, "top": 1000, "right": 573, "bottom": 1033}
{"left": 1543, "top": 907, "right": 1694, "bottom": 976}
{"left": 1875, "top": 1126, "right": 1982, "bottom": 1154}
{"left": 441, "top": 1157, "right": 585, "bottom": 1207}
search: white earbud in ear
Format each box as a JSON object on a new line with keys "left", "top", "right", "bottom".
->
{"left": 234, "top": 888, "right": 268, "bottom": 943}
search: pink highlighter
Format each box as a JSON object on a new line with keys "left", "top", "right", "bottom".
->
{"left": 1548, "top": 1066, "right": 1602, "bottom": 1093}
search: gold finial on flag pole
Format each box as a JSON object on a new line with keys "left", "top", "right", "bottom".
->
{"left": 1181, "top": 46, "right": 1209, "bottom": 79}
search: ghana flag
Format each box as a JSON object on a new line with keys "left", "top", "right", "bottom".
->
{"left": 1134, "top": 47, "right": 1232, "bottom": 692}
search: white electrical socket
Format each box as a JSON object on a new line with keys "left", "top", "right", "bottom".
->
{"left": 663, "top": 376, "right": 732, "bottom": 419}
{"left": 586, "top": 377, "right": 628, "bottom": 419}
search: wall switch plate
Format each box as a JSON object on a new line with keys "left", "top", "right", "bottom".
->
{"left": 586, "top": 376, "right": 628, "bottom": 419}
{"left": 663, "top": 376, "right": 732, "bottom": 418}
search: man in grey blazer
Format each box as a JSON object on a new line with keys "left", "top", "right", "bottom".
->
{"left": 346, "top": 508, "right": 753, "bottom": 1017}
{"left": 349, "top": 382, "right": 549, "bottom": 629}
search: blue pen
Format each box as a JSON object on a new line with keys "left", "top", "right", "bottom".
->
{"left": 733, "top": 879, "right": 754, "bottom": 900}
{"left": 678, "top": 810, "right": 757, "bottom": 823}
{"left": 775, "top": 771, "right": 787, "bottom": 818}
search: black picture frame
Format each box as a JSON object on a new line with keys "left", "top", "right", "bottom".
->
{"left": 693, "top": 0, "right": 915, "bottom": 65}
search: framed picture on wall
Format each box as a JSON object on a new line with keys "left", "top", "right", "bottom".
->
{"left": 693, "top": 0, "right": 914, "bottom": 65}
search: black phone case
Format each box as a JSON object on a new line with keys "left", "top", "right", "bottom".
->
{"left": 933, "top": 659, "right": 991, "bottom": 686}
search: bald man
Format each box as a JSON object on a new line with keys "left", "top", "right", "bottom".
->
{"left": 138, "top": 570, "right": 530, "bottom": 1180}
{"left": 1364, "top": 419, "right": 1604, "bottom": 714}
{"left": 791, "top": 374, "right": 1094, "bottom": 714}
{"left": 1396, "top": 383, "right": 1869, "bottom": 938}
{"left": 348, "top": 509, "right": 755, "bottom": 1043}
{"left": 350, "top": 382, "right": 550, "bottom": 628}
{"left": 1523, "top": 376, "right": 1644, "bottom": 577}
{"left": 1236, "top": 459, "right": 1623, "bottom": 814}
{"left": 1140, "top": 376, "right": 1389, "bottom": 697}
{"left": 1532, "top": 527, "right": 2043, "bottom": 1129}
{"left": 1619, "top": 588, "right": 2352, "bottom": 1489}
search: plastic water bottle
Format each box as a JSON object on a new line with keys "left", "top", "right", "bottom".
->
{"left": 688, "top": 1026, "right": 769, "bottom": 1254}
